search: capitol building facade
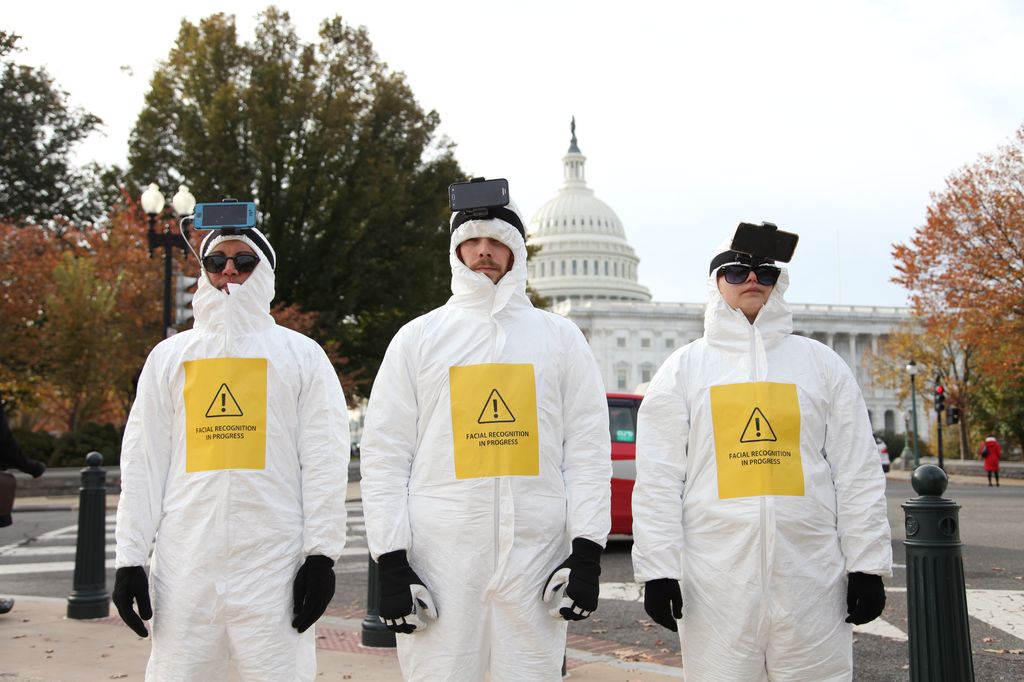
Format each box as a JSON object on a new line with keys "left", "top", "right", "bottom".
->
{"left": 526, "top": 124, "right": 913, "bottom": 437}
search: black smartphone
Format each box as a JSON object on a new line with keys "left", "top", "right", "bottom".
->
{"left": 449, "top": 178, "right": 509, "bottom": 212}
{"left": 731, "top": 222, "right": 799, "bottom": 263}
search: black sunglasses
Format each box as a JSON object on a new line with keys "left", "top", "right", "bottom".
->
{"left": 718, "top": 263, "right": 781, "bottom": 286}
{"left": 202, "top": 252, "right": 260, "bottom": 274}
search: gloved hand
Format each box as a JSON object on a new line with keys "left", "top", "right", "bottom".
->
{"left": 644, "top": 578, "right": 682, "bottom": 632}
{"left": 845, "top": 572, "right": 886, "bottom": 625}
{"left": 292, "top": 554, "right": 336, "bottom": 633}
{"left": 377, "top": 549, "right": 438, "bottom": 634}
{"left": 112, "top": 566, "right": 152, "bottom": 637}
{"left": 542, "top": 538, "right": 603, "bottom": 621}
{"left": 25, "top": 458, "right": 45, "bottom": 479}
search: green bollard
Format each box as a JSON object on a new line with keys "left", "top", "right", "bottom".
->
{"left": 902, "top": 464, "right": 974, "bottom": 681}
{"left": 361, "top": 554, "right": 396, "bottom": 647}
{"left": 67, "top": 452, "right": 110, "bottom": 619}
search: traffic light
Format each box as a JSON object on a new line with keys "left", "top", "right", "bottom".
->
{"left": 947, "top": 406, "right": 961, "bottom": 425}
{"left": 174, "top": 272, "right": 198, "bottom": 325}
{"left": 934, "top": 383, "right": 946, "bottom": 414}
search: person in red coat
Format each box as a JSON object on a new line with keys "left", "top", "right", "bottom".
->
{"left": 979, "top": 436, "right": 1001, "bottom": 487}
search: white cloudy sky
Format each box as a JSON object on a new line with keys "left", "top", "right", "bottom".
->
{"left": 7, "top": 1, "right": 1024, "bottom": 306}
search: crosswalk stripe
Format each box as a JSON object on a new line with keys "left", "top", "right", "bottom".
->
{"left": 0, "top": 559, "right": 115, "bottom": 575}
{"left": 600, "top": 582, "right": 1024, "bottom": 642}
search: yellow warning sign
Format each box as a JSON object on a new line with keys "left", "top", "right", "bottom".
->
{"left": 449, "top": 364, "right": 539, "bottom": 479}
{"left": 478, "top": 389, "right": 515, "bottom": 424}
{"left": 740, "top": 408, "right": 776, "bottom": 443}
{"left": 183, "top": 357, "right": 267, "bottom": 472}
{"left": 205, "top": 383, "right": 243, "bottom": 418}
{"left": 710, "top": 382, "right": 803, "bottom": 499}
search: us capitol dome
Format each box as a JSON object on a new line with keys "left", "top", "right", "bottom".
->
{"left": 526, "top": 120, "right": 651, "bottom": 303}
{"left": 521, "top": 120, "right": 912, "bottom": 444}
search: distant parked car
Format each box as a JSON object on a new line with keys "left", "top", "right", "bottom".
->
{"left": 608, "top": 393, "right": 643, "bottom": 535}
{"left": 875, "top": 435, "right": 890, "bottom": 473}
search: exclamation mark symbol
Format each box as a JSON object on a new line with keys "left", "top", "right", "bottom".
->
{"left": 221, "top": 392, "right": 227, "bottom": 413}
{"left": 755, "top": 417, "right": 761, "bottom": 437}
{"left": 493, "top": 399, "right": 499, "bottom": 419}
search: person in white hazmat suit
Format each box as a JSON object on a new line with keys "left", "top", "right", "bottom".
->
{"left": 360, "top": 189, "right": 612, "bottom": 681}
{"left": 631, "top": 230, "right": 892, "bottom": 681}
{"left": 113, "top": 225, "right": 350, "bottom": 681}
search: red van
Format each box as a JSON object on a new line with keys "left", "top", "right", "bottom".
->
{"left": 607, "top": 392, "right": 643, "bottom": 536}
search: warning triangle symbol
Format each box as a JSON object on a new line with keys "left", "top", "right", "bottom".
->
{"left": 205, "top": 383, "right": 244, "bottom": 418}
{"left": 740, "top": 407, "right": 776, "bottom": 443}
{"left": 477, "top": 389, "right": 516, "bottom": 424}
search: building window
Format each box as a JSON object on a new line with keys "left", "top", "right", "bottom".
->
{"left": 665, "top": 338, "right": 674, "bottom": 349}
{"left": 572, "top": 260, "right": 577, "bottom": 275}
{"left": 641, "top": 338, "right": 651, "bottom": 348}
{"left": 641, "top": 367, "right": 652, "bottom": 383}
{"left": 561, "top": 261, "right": 566, "bottom": 275}
{"left": 616, "top": 337, "right": 626, "bottom": 348}
{"left": 594, "top": 260, "right": 599, "bottom": 274}
{"left": 604, "top": 261, "right": 609, "bottom": 276}
{"left": 616, "top": 369, "right": 627, "bottom": 390}
{"left": 614, "top": 262, "right": 619, "bottom": 277}
{"left": 583, "top": 260, "right": 588, "bottom": 275}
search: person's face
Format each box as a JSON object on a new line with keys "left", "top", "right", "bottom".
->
{"left": 717, "top": 267, "right": 775, "bottom": 323}
{"left": 204, "top": 240, "right": 259, "bottom": 290}
{"left": 457, "top": 237, "right": 514, "bottom": 284}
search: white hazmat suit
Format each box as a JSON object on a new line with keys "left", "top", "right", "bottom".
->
{"left": 631, "top": 252, "right": 892, "bottom": 681}
{"left": 360, "top": 208, "right": 611, "bottom": 681}
{"left": 115, "top": 229, "right": 350, "bottom": 681}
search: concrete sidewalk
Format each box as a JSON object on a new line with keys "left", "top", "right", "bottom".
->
{"left": 0, "top": 596, "right": 683, "bottom": 681}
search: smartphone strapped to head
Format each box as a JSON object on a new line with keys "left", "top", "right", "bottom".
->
{"left": 709, "top": 222, "right": 799, "bottom": 274}
{"left": 448, "top": 178, "right": 525, "bottom": 238}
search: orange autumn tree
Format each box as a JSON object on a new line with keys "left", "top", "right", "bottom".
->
{"left": 0, "top": 201, "right": 163, "bottom": 430}
{"left": 0, "top": 220, "right": 61, "bottom": 411}
{"left": 2, "top": 199, "right": 363, "bottom": 433}
{"left": 864, "top": 320, "right": 976, "bottom": 458}
{"left": 892, "top": 123, "right": 1024, "bottom": 451}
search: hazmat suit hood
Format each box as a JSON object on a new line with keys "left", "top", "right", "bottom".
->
{"left": 448, "top": 200, "right": 530, "bottom": 316}
{"left": 704, "top": 238, "right": 792, "bottom": 353}
{"left": 191, "top": 228, "right": 276, "bottom": 335}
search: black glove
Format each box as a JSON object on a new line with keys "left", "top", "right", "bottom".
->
{"left": 292, "top": 554, "right": 336, "bottom": 633}
{"left": 24, "top": 459, "right": 45, "bottom": 478}
{"left": 543, "top": 537, "right": 603, "bottom": 621}
{"left": 845, "top": 572, "right": 886, "bottom": 625}
{"left": 112, "top": 566, "right": 152, "bottom": 637}
{"left": 378, "top": 549, "right": 436, "bottom": 633}
{"left": 644, "top": 578, "right": 682, "bottom": 631}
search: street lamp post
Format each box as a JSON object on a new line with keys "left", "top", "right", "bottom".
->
{"left": 142, "top": 183, "right": 196, "bottom": 338}
{"left": 906, "top": 359, "right": 921, "bottom": 469}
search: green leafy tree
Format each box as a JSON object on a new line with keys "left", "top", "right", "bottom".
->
{"left": 0, "top": 31, "right": 116, "bottom": 225}
{"left": 127, "top": 8, "right": 464, "bottom": 392}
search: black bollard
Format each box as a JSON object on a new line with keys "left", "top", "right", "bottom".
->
{"left": 902, "top": 464, "right": 974, "bottom": 681}
{"left": 361, "top": 554, "right": 396, "bottom": 647}
{"left": 67, "top": 452, "right": 110, "bottom": 619}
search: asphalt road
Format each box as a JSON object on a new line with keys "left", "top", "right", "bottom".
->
{"left": 2, "top": 477, "right": 1022, "bottom": 680}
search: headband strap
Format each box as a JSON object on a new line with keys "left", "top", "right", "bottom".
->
{"left": 709, "top": 250, "right": 774, "bottom": 275}
{"left": 450, "top": 206, "right": 525, "bottom": 239}
{"left": 202, "top": 228, "right": 276, "bottom": 270}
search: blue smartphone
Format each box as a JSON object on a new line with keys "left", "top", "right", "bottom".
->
{"left": 193, "top": 202, "right": 258, "bottom": 230}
